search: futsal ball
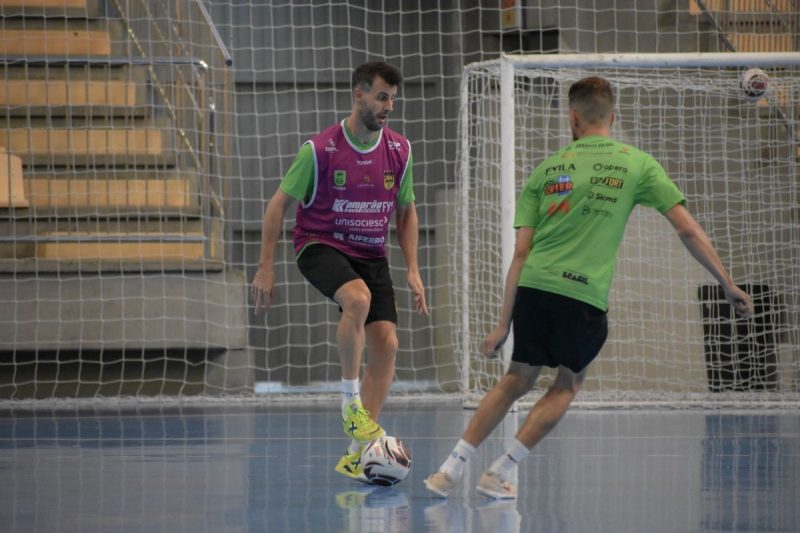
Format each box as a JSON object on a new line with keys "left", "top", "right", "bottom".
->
{"left": 740, "top": 68, "right": 769, "bottom": 100}
{"left": 361, "top": 435, "right": 411, "bottom": 486}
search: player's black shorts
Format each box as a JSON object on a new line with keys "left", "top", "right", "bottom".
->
{"left": 511, "top": 287, "right": 608, "bottom": 373}
{"left": 296, "top": 243, "right": 397, "bottom": 325}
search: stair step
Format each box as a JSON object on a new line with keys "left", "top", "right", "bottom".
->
{"left": 0, "top": 0, "right": 89, "bottom": 7}
{"left": 33, "top": 231, "right": 206, "bottom": 260}
{"left": 0, "top": 79, "right": 140, "bottom": 113}
{"left": 0, "top": 0, "right": 102, "bottom": 17}
{"left": 0, "top": 257, "right": 224, "bottom": 272}
{"left": 728, "top": 33, "right": 794, "bottom": 53}
{"left": 690, "top": 0, "right": 793, "bottom": 14}
{"left": 24, "top": 177, "right": 194, "bottom": 208}
{"left": 0, "top": 28, "right": 111, "bottom": 56}
{"left": 0, "top": 128, "right": 167, "bottom": 160}
{"left": 0, "top": 0, "right": 104, "bottom": 19}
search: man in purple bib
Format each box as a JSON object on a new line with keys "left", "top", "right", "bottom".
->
{"left": 252, "top": 61, "right": 428, "bottom": 483}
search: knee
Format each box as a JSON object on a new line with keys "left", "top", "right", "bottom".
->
{"left": 550, "top": 376, "right": 583, "bottom": 399}
{"left": 501, "top": 373, "right": 536, "bottom": 399}
{"left": 373, "top": 329, "right": 398, "bottom": 358}
{"left": 341, "top": 289, "right": 371, "bottom": 320}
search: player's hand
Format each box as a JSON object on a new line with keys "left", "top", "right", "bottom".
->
{"left": 251, "top": 266, "right": 275, "bottom": 314}
{"left": 482, "top": 326, "right": 510, "bottom": 359}
{"left": 723, "top": 284, "right": 754, "bottom": 318}
{"left": 406, "top": 270, "right": 429, "bottom": 316}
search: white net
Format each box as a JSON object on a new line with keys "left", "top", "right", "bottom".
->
{"left": 0, "top": 1, "right": 798, "bottom": 404}
{"left": 458, "top": 54, "right": 800, "bottom": 406}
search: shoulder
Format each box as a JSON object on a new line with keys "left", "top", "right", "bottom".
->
{"left": 383, "top": 125, "right": 408, "bottom": 142}
{"left": 381, "top": 127, "right": 411, "bottom": 158}
{"left": 382, "top": 127, "right": 410, "bottom": 147}
{"left": 309, "top": 122, "right": 345, "bottom": 146}
{"left": 611, "top": 139, "right": 655, "bottom": 163}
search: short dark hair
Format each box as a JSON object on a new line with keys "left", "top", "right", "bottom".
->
{"left": 352, "top": 61, "right": 403, "bottom": 91}
{"left": 568, "top": 76, "right": 614, "bottom": 125}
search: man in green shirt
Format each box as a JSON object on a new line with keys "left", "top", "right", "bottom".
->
{"left": 425, "top": 76, "right": 754, "bottom": 500}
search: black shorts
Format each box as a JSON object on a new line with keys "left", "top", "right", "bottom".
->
{"left": 296, "top": 244, "right": 397, "bottom": 325}
{"left": 511, "top": 287, "right": 608, "bottom": 373}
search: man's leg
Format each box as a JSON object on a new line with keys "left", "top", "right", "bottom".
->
{"left": 334, "top": 279, "right": 371, "bottom": 380}
{"left": 463, "top": 362, "right": 541, "bottom": 447}
{"left": 474, "top": 365, "right": 587, "bottom": 499}
{"left": 514, "top": 365, "right": 586, "bottom": 448}
{"left": 424, "top": 362, "right": 539, "bottom": 497}
{"left": 361, "top": 320, "right": 398, "bottom": 421}
{"left": 334, "top": 279, "right": 384, "bottom": 445}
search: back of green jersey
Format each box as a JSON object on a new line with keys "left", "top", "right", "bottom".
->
{"left": 514, "top": 135, "right": 685, "bottom": 311}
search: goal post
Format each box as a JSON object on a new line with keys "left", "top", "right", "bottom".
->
{"left": 456, "top": 52, "right": 800, "bottom": 407}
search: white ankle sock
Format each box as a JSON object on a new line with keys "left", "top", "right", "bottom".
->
{"left": 439, "top": 439, "right": 476, "bottom": 479}
{"left": 489, "top": 438, "right": 529, "bottom": 480}
{"left": 347, "top": 439, "right": 362, "bottom": 455}
{"left": 341, "top": 378, "right": 360, "bottom": 416}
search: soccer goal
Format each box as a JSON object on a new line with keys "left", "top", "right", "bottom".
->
{"left": 455, "top": 52, "right": 800, "bottom": 407}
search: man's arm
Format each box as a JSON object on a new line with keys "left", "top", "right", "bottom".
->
{"left": 251, "top": 188, "right": 295, "bottom": 314}
{"left": 482, "top": 226, "right": 535, "bottom": 358}
{"left": 395, "top": 201, "right": 428, "bottom": 315}
{"left": 664, "top": 203, "right": 753, "bottom": 317}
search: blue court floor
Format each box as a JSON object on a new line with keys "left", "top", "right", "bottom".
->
{"left": 0, "top": 402, "right": 798, "bottom": 532}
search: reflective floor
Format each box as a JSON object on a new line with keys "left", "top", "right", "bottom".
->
{"left": 0, "top": 403, "right": 798, "bottom": 532}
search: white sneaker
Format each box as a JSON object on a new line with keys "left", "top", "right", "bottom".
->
{"left": 423, "top": 471, "right": 458, "bottom": 498}
{"left": 476, "top": 470, "right": 517, "bottom": 500}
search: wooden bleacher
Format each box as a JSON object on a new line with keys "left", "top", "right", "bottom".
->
{"left": 0, "top": 0, "right": 215, "bottom": 267}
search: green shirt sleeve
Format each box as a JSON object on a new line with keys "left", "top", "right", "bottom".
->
{"left": 279, "top": 143, "right": 315, "bottom": 202}
{"left": 514, "top": 167, "right": 542, "bottom": 228}
{"left": 636, "top": 155, "right": 686, "bottom": 213}
{"left": 397, "top": 153, "right": 415, "bottom": 205}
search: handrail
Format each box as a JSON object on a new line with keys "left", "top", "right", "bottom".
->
{"left": 107, "top": 0, "right": 231, "bottom": 263}
{"left": 693, "top": 0, "right": 737, "bottom": 52}
{"left": 0, "top": 56, "right": 208, "bottom": 70}
{"left": 192, "top": 0, "right": 233, "bottom": 67}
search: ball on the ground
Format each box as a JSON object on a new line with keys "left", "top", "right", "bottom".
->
{"left": 361, "top": 435, "right": 411, "bottom": 486}
{"left": 740, "top": 68, "right": 769, "bottom": 100}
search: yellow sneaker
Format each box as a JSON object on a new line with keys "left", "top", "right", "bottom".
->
{"left": 341, "top": 402, "right": 385, "bottom": 443}
{"left": 335, "top": 448, "right": 369, "bottom": 483}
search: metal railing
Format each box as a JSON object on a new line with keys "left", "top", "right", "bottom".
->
{"left": 112, "top": 0, "right": 233, "bottom": 262}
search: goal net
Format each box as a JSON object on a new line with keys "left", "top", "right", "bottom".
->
{"left": 456, "top": 53, "right": 800, "bottom": 407}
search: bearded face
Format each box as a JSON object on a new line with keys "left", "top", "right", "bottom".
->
{"left": 355, "top": 76, "right": 397, "bottom": 132}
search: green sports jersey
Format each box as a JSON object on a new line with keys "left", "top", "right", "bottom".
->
{"left": 279, "top": 128, "right": 415, "bottom": 205}
{"left": 514, "top": 135, "right": 685, "bottom": 311}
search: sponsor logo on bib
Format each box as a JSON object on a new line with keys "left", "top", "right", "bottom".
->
{"left": 383, "top": 171, "right": 395, "bottom": 190}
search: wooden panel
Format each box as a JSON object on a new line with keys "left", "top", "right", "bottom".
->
{"left": 0, "top": 29, "right": 111, "bottom": 56}
{"left": 0, "top": 129, "right": 163, "bottom": 156}
{"left": 0, "top": 80, "right": 137, "bottom": 108}
{"left": 728, "top": 33, "right": 794, "bottom": 52}
{"left": 691, "top": 0, "right": 794, "bottom": 14}
{"left": 0, "top": 0, "right": 87, "bottom": 7}
{"left": 0, "top": 152, "right": 27, "bottom": 207}
{"left": 24, "top": 179, "right": 192, "bottom": 208}
{"left": 36, "top": 233, "right": 205, "bottom": 260}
